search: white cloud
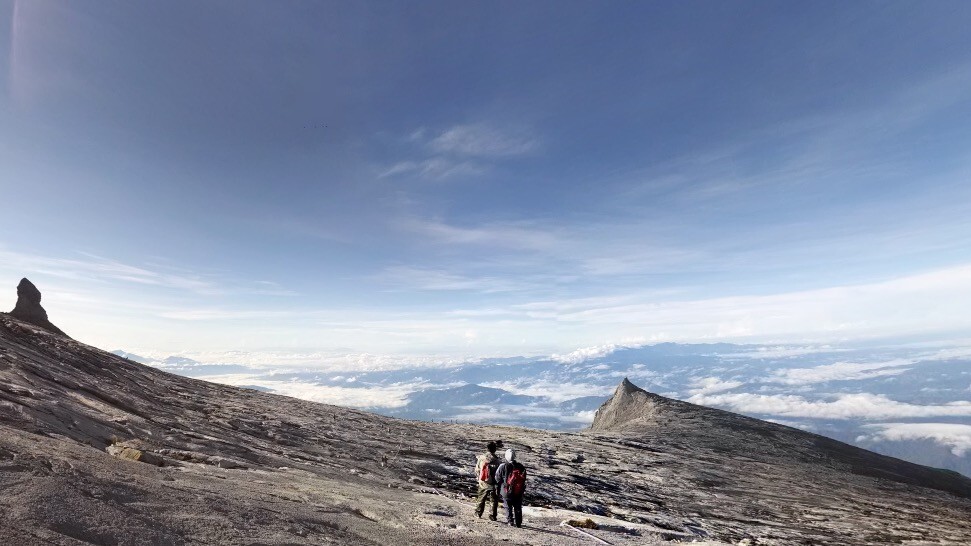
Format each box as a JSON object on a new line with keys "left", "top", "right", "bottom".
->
{"left": 688, "top": 377, "right": 744, "bottom": 396}
{"left": 688, "top": 391, "right": 971, "bottom": 420}
{"left": 762, "top": 348, "right": 971, "bottom": 386}
{"left": 194, "top": 373, "right": 423, "bottom": 409}
{"left": 157, "top": 309, "right": 298, "bottom": 321}
{"left": 125, "top": 349, "right": 477, "bottom": 372}
{"left": 378, "top": 161, "right": 420, "bottom": 178}
{"left": 378, "top": 158, "right": 484, "bottom": 179}
{"left": 721, "top": 345, "right": 843, "bottom": 359}
{"left": 0, "top": 247, "right": 220, "bottom": 295}
{"left": 511, "top": 263, "right": 971, "bottom": 345}
{"left": 550, "top": 343, "right": 623, "bottom": 365}
{"left": 924, "top": 346, "right": 971, "bottom": 362}
{"left": 767, "top": 358, "right": 915, "bottom": 385}
{"left": 449, "top": 404, "right": 595, "bottom": 425}
{"left": 372, "top": 265, "right": 529, "bottom": 293}
{"left": 858, "top": 423, "right": 971, "bottom": 457}
{"left": 481, "top": 380, "right": 613, "bottom": 403}
{"left": 763, "top": 418, "right": 814, "bottom": 431}
{"left": 379, "top": 123, "right": 535, "bottom": 181}
{"left": 401, "top": 218, "right": 559, "bottom": 251}
{"left": 427, "top": 123, "right": 537, "bottom": 157}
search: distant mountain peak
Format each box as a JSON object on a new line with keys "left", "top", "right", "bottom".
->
{"left": 590, "top": 377, "right": 665, "bottom": 431}
{"left": 9, "top": 278, "right": 68, "bottom": 337}
{"left": 617, "top": 376, "right": 642, "bottom": 396}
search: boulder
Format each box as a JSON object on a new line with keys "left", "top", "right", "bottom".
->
{"left": 107, "top": 445, "right": 165, "bottom": 467}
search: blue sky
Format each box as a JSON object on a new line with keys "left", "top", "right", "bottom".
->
{"left": 1, "top": 1, "right": 970, "bottom": 361}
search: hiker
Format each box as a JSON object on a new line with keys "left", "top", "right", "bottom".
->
{"left": 474, "top": 441, "right": 501, "bottom": 520}
{"left": 494, "top": 448, "right": 527, "bottom": 527}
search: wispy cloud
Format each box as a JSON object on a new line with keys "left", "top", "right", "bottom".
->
{"left": 0, "top": 247, "right": 222, "bottom": 295}
{"left": 108, "top": 262, "right": 971, "bottom": 356}
{"left": 721, "top": 346, "right": 845, "bottom": 359}
{"left": 687, "top": 377, "right": 745, "bottom": 396}
{"left": 194, "top": 373, "right": 420, "bottom": 409}
{"left": 767, "top": 359, "right": 915, "bottom": 386}
{"left": 688, "top": 391, "right": 971, "bottom": 420}
{"left": 373, "top": 265, "right": 533, "bottom": 293}
{"left": 617, "top": 64, "right": 971, "bottom": 206}
{"left": 481, "top": 379, "right": 613, "bottom": 403}
{"left": 378, "top": 123, "right": 538, "bottom": 180}
{"left": 0, "top": 247, "right": 305, "bottom": 301}
{"left": 516, "top": 263, "right": 971, "bottom": 342}
{"left": 156, "top": 309, "right": 297, "bottom": 321}
{"left": 762, "top": 348, "right": 971, "bottom": 386}
{"left": 378, "top": 158, "right": 484, "bottom": 179}
{"left": 129, "top": 349, "right": 475, "bottom": 372}
{"left": 400, "top": 218, "right": 561, "bottom": 251}
{"left": 450, "top": 404, "right": 595, "bottom": 425}
{"left": 426, "top": 123, "right": 537, "bottom": 157}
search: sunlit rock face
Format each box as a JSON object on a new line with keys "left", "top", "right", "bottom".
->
{"left": 590, "top": 377, "right": 664, "bottom": 431}
{"left": 9, "top": 278, "right": 67, "bottom": 337}
{"left": 589, "top": 377, "right": 971, "bottom": 500}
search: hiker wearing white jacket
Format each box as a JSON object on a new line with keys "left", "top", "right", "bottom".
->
{"left": 494, "top": 448, "right": 527, "bottom": 527}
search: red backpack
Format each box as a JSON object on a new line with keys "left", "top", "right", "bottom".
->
{"left": 479, "top": 457, "right": 500, "bottom": 484}
{"left": 506, "top": 464, "right": 526, "bottom": 496}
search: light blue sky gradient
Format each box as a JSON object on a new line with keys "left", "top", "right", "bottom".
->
{"left": 2, "top": 1, "right": 971, "bottom": 359}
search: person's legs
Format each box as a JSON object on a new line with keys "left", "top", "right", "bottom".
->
{"left": 513, "top": 495, "right": 523, "bottom": 527}
{"left": 474, "top": 485, "right": 488, "bottom": 517}
{"left": 503, "top": 493, "right": 514, "bottom": 525}
{"left": 488, "top": 488, "right": 499, "bottom": 520}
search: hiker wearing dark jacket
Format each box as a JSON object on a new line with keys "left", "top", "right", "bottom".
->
{"left": 473, "top": 441, "right": 501, "bottom": 520}
{"left": 494, "top": 448, "right": 527, "bottom": 527}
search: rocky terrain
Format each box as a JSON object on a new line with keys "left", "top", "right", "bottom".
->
{"left": 2, "top": 280, "right": 971, "bottom": 545}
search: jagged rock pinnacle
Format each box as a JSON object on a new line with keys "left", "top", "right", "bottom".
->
{"left": 617, "top": 376, "right": 642, "bottom": 396}
{"left": 590, "top": 377, "right": 661, "bottom": 431}
{"left": 9, "top": 278, "right": 68, "bottom": 337}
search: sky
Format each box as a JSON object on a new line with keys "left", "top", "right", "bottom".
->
{"left": 1, "top": 1, "right": 971, "bottom": 363}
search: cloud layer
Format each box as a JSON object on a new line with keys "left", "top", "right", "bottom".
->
{"left": 687, "top": 392, "right": 971, "bottom": 421}
{"left": 859, "top": 423, "right": 971, "bottom": 457}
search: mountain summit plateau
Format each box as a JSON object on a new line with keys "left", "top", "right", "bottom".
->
{"left": 1, "top": 281, "right": 970, "bottom": 545}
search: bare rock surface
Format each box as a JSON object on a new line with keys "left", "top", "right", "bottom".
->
{"left": 9, "top": 278, "right": 67, "bottom": 337}
{"left": 1, "top": 308, "right": 971, "bottom": 544}
{"left": 591, "top": 377, "right": 971, "bottom": 499}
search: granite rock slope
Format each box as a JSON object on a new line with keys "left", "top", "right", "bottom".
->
{"left": 1, "top": 285, "right": 971, "bottom": 544}
{"left": 591, "top": 377, "right": 971, "bottom": 498}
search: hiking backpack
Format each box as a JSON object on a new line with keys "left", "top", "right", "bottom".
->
{"left": 479, "top": 457, "right": 501, "bottom": 484}
{"left": 506, "top": 464, "right": 526, "bottom": 496}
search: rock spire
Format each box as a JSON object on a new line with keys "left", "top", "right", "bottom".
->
{"left": 9, "top": 278, "right": 68, "bottom": 337}
{"left": 589, "top": 377, "right": 662, "bottom": 431}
